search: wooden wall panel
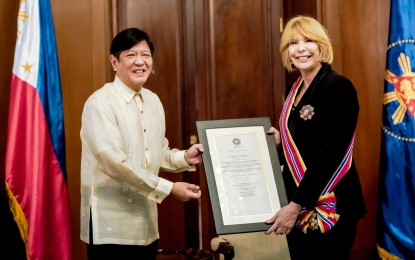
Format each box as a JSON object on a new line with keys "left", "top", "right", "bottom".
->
{"left": 337, "top": 0, "right": 390, "bottom": 254}
{"left": 191, "top": 0, "right": 218, "bottom": 250}
{"left": 52, "top": 1, "right": 113, "bottom": 260}
{"left": 319, "top": 0, "right": 343, "bottom": 72}
{"left": 115, "top": 0, "right": 188, "bottom": 250}
{"left": 208, "top": 0, "right": 278, "bottom": 120}
{"left": 0, "top": 1, "right": 24, "bottom": 257}
{"left": 320, "top": 0, "right": 389, "bottom": 256}
{"left": 0, "top": 0, "right": 19, "bottom": 187}
{"left": 195, "top": 0, "right": 285, "bottom": 252}
{"left": 116, "top": 0, "right": 184, "bottom": 149}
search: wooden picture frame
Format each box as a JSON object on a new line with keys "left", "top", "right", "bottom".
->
{"left": 196, "top": 117, "right": 288, "bottom": 234}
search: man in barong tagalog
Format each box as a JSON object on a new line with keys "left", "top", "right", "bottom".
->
{"left": 80, "top": 28, "right": 204, "bottom": 260}
{"left": 265, "top": 16, "right": 366, "bottom": 260}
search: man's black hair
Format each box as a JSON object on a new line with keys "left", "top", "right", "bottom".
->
{"left": 110, "top": 28, "right": 155, "bottom": 59}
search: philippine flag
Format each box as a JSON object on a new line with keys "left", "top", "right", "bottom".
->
{"left": 5, "top": 0, "right": 72, "bottom": 259}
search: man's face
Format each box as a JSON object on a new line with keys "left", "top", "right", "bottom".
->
{"left": 110, "top": 40, "right": 153, "bottom": 91}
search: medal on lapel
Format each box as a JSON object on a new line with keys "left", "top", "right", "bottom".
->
{"left": 299, "top": 104, "right": 315, "bottom": 120}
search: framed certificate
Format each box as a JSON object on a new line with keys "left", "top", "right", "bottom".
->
{"left": 196, "top": 117, "right": 287, "bottom": 234}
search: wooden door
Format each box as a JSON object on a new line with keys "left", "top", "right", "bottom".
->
{"left": 114, "top": 0, "right": 285, "bottom": 252}
{"left": 190, "top": 0, "right": 285, "bottom": 251}
{"left": 115, "top": 0, "right": 191, "bottom": 250}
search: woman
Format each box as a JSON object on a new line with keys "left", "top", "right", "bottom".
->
{"left": 265, "top": 16, "right": 366, "bottom": 260}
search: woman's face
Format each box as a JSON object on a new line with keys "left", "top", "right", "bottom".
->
{"left": 288, "top": 34, "right": 321, "bottom": 75}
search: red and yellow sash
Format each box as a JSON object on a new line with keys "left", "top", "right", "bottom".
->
{"left": 279, "top": 76, "right": 355, "bottom": 233}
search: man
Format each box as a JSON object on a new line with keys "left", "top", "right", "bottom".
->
{"left": 80, "top": 28, "right": 204, "bottom": 259}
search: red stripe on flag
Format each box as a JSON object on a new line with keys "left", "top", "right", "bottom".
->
{"left": 6, "top": 74, "right": 72, "bottom": 260}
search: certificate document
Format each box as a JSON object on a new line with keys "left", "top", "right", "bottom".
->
{"left": 207, "top": 127, "right": 280, "bottom": 225}
{"left": 197, "top": 118, "right": 287, "bottom": 234}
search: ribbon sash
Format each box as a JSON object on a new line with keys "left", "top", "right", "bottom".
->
{"left": 279, "top": 76, "right": 355, "bottom": 233}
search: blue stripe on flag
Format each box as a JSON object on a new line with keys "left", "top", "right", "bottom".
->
{"left": 37, "top": 0, "right": 66, "bottom": 178}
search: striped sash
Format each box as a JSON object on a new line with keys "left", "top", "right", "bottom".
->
{"left": 279, "top": 76, "right": 355, "bottom": 233}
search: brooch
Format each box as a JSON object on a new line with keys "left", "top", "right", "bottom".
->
{"left": 299, "top": 104, "right": 315, "bottom": 120}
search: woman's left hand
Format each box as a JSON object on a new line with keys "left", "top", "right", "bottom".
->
{"left": 265, "top": 202, "right": 301, "bottom": 235}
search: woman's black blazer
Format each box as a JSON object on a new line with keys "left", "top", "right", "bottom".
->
{"left": 280, "top": 63, "right": 366, "bottom": 219}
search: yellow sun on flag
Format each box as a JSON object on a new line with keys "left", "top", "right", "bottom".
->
{"left": 17, "top": 0, "right": 28, "bottom": 40}
{"left": 384, "top": 52, "right": 415, "bottom": 125}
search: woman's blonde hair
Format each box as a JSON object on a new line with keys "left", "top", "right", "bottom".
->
{"left": 280, "top": 16, "right": 333, "bottom": 72}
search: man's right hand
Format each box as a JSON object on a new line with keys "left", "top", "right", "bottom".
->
{"left": 171, "top": 182, "right": 201, "bottom": 201}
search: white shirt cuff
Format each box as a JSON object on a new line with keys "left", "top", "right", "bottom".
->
{"left": 174, "top": 150, "right": 189, "bottom": 168}
{"left": 173, "top": 150, "right": 197, "bottom": 172}
{"left": 148, "top": 178, "right": 173, "bottom": 203}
